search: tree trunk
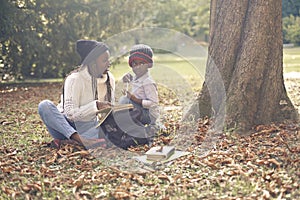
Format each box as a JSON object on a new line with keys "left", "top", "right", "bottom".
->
{"left": 189, "top": 0, "right": 298, "bottom": 132}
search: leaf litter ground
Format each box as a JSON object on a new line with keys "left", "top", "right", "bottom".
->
{"left": 0, "top": 79, "right": 299, "bottom": 199}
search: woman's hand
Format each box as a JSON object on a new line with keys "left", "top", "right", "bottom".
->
{"left": 96, "top": 101, "right": 111, "bottom": 111}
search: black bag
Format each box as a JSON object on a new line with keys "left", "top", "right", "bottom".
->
{"left": 100, "top": 108, "right": 154, "bottom": 149}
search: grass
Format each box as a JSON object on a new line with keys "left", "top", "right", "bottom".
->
{"left": 110, "top": 47, "right": 300, "bottom": 96}
{"left": 0, "top": 47, "right": 299, "bottom": 199}
{"left": 1, "top": 84, "right": 299, "bottom": 199}
{"left": 111, "top": 47, "right": 300, "bottom": 78}
{"left": 1, "top": 47, "right": 298, "bottom": 86}
{"left": 110, "top": 53, "right": 205, "bottom": 92}
{"left": 283, "top": 47, "right": 300, "bottom": 73}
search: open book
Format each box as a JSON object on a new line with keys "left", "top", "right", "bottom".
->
{"left": 145, "top": 146, "right": 175, "bottom": 161}
{"left": 96, "top": 104, "right": 134, "bottom": 127}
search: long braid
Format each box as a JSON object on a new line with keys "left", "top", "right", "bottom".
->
{"left": 92, "top": 76, "right": 98, "bottom": 100}
{"left": 105, "top": 73, "right": 112, "bottom": 103}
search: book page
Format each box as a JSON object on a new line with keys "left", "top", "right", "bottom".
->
{"left": 96, "top": 104, "right": 134, "bottom": 127}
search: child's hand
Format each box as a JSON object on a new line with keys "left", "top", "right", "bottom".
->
{"left": 126, "top": 91, "right": 132, "bottom": 98}
{"left": 122, "top": 73, "right": 133, "bottom": 83}
{"left": 126, "top": 92, "right": 142, "bottom": 105}
{"left": 122, "top": 89, "right": 132, "bottom": 97}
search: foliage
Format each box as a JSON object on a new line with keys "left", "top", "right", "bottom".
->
{"left": 282, "top": 0, "right": 300, "bottom": 44}
{"left": 0, "top": 78, "right": 299, "bottom": 199}
{"left": 0, "top": 0, "right": 209, "bottom": 81}
{"left": 282, "top": 0, "right": 300, "bottom": 17}
{"left": 283, "top": 16, "right": 300, "bottom": 45}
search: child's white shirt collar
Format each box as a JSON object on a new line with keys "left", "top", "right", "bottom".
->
{"left": 134, "top": 71, "right": 150, "bottom": 82}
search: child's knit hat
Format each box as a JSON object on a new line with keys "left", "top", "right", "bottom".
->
{"left": 128, "top": 44, "right": 153, "bottom": 68}
{"left": 76, "top": 39, "right": 109, "bottom": 65}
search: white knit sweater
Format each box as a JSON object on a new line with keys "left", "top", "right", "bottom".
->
{"left": 57, "top": 67, "right": 115, "bottom": 122}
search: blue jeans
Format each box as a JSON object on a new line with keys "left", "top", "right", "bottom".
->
{"left": 38, "top": 100, "right": 102, "bottom": 140}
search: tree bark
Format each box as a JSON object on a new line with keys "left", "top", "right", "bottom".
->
{"left": 189, "top": 0, "right": 298, "bottom": 132}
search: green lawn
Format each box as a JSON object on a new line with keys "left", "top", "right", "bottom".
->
{"left": 110, "top": 47, "right": 300, "bottom": 94}
{"left": 283, "top": 47, "right": 300, "bottom": 73}
{"left": 111, "top": 47, "right": 300, "bottom": 80}
{"left": 110, "top": 53, "right": 206, "bottom": 102}
{"left": 111, "top": 54, "right": 206, "bottom": 81}
{"left": 2, "top": 47, "right": 298, "bottom": 86}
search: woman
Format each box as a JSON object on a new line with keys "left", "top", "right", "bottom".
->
{"left": 38, "top": 39, "right": 115, "bottom": 149}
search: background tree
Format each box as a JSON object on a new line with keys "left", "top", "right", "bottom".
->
{"left": 189, "top": 0, "right": 298, "bottom": 132}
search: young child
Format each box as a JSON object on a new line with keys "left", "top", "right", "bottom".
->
{"left": 119, "top": 44, "right": 159, "bottom": 125}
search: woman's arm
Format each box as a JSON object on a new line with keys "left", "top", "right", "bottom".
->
{"left": 63, "top": 75, "right": 98, "bottom": 121}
